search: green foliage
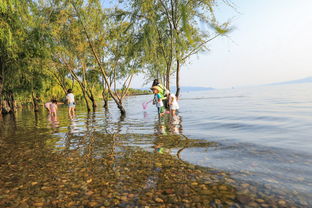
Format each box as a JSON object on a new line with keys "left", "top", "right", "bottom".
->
{"left": 126, "top": 0, "right": 232, "bottom": 88}
{"left": 0, "top": 0, "right": 231, "bottom": 110}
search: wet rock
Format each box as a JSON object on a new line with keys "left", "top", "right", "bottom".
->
{"left": 182, "top": 199, "right": 190, "bottom": 203}
{"left": 67, "top": 201, "right": 76, "bottom": 207}
{"left": 256, "top": 198, "right": 265, "bottom": 203}
{"left": 237, "top": 194, "right": 252, "bottom": 204}
{"left": 33, "top": 202, "right": 44, "bottom": 207}
{"left": 103, "top": 201, "right": 110, "bottom": 207}
{"left": 214, "top": 199, "right": 221, "bottom": 204}
{"left": 247, "top": 202, "right": 258, "bottom": 207}
{"left": 88, "top": 201, "right": 98, "bottom": 207}
{"left": 41, "top": 186, "right": 54, "bottom": 192}
{"left": 128, "top": 193, "right": 135, "bottom": 198}
{"left": 224, "top": 193, "right": 235, "bottom": 199}
{"left": 85, "top": 191, "right": 94, "bottom": 196}
{"left": 31, "top": 182, "right": 38, "bottom": 186}
{"left": 219, "top": 185, "right": 228, "bottom": 191}
{"left": 120, "top": 196, "right": 128, "bottom": 201}
{"left": 155, "top": 197, "right": 164, "bottom": 203}
{"left": 193, "top": 196, "right": 201, "bottom": 203}
{"left": 202, "top": 190, "right": 213, "bottom": 195}
{"left": 299, "top": 200, "right": 308, "bottom": 206}
{"left": 278, "top": 200, "right": 286, "bottom": 206}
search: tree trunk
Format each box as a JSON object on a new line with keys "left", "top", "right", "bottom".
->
{"left": 72, "top": 3, "right": 127, "bottom": 116}
{"left": 4, "top": 90, "right": 16, "bottom": 113}
{"left": 175, "top": 59, "right": 181, "bottom": 98}
{"left": 161, "top": 75, "right": 166, "bottom": 88}
{"left": 10, "top": 94, "right": 15, "bottom": 113}
{"left": 71, "top": 76, "right": 75, "bottom": 89}
{"left": 84, "top": 90, "right": 97, "bottom": 111}
{"left": 166, "top": 64, "right": 170, "bottom": 91}
{"left": 0, "top": 76, "right": 3, "bottom": 115}
{"left": 89, "top": 94, "right": 97, "bottom": 111}
{"left": 0, "top": 57, "right": 3, "bottom": 114}
{"left": 31, "top": 91, "right": 39, "bottom": 112}
{"left": 117, "top": 103, "right": 126, "bottom": 116}
{"left": 8, "top": 92, "right": 14, "bottom": 113}
{"left": 102, "top": 89, "right": 109, "bottom": 109}
{"left": 82, "top": 89, "right": 91, "bottom": 112}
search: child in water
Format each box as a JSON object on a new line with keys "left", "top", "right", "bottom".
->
{"left": 169, "top": 93, "right": 179, "bottom": 117}
{"left": 151, "top": 86, "right": 165, "bottom": 117}
{"left": 66, "top": 89, "right": 76, "bottom": 118}
{"left": 49, "top": 99, "right": 58, "bottom": 117}
{"left": 44, "top": 100, "right": 52, "bottom": 113}
{"left": 151, "top": 79, "right": 169, "bottom": 109}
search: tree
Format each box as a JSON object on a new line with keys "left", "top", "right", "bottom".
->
{"left": 128, "top": 0, "right": 231, "bottom": 96}
{"left": 42, "top": 0, "right": 100, "bottom": 112}
{"left": 0, "top": 0, "right": 232, "bottom": 116}
{"left": 0, "top": 0, "right": 27, "bottom": 113}
{"left": 71, "top": 0, "right": 141, "bottom": 115}
{"left": 0, "top": 0, "right": 51, "bottom": 113}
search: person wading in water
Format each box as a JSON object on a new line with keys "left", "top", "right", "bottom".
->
{"left": 151, "top": 79, "right": 170, "bottom": 110}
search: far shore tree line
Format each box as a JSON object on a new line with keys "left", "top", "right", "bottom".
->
{"left": 0, "top": 0, "right": 232, "bottom": 116}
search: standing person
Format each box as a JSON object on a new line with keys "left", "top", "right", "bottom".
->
{"left": 48, "top": 100, "right": 59, "bottom": 130}
{"left": 152, "top": 79, "right": 170, "bottom": 109}
{"left": 66, "top": 89, "right": 76, "bottom": 118}
{"left": 49, "top": 99, "right": 58, "bottom": 118}
{"left": 169, "top": 93, "right": 179, "bottom": 117}
{"left": 44, "top": 100, "right": 53, "bottom": 113}
{"left": 151, "top": 86, "right": 165, "bottom": 117}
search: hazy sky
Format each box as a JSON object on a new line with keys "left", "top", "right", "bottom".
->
{"left": 133, "top": 0, "right": 312, "bottom": 89}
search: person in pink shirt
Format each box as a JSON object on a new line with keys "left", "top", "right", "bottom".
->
{"left": 44, "top": 100, "right": 52, "bottom": 113}
{"left": 49, "top": 99, "right": 58, "bottom": 117}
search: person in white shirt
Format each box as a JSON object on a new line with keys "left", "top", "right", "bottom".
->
{"left": 169, "top": 93, "right": 179, "bottom": 117}
{"left": 66, "top": 89, "right": 75, "bottom": 118}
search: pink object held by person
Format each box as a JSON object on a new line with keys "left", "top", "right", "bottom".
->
{"left": 142, "top": 100, "right": 153, "bottom": 110}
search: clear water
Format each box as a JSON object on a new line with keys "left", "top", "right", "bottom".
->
{"left": 1, "top": 83, "right": 312, "bottom": 206}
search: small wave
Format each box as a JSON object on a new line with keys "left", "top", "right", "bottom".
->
{"left": 195, "top": 121, "right": 283, "bottom": 132}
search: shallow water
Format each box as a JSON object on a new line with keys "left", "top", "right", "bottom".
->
{"left": 0, "top": 83, "right": 312, "bottom": 207}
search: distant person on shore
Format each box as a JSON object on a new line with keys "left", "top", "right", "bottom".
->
{"left": 49, "top": 99, "right": 58, "bottom": 117}
{"left": 152, "top": 79, "right": 170, "bottom": 109}
{"left": 66, "top": 89, "right": 75, "bottom": 118}
{"left": 151, "top": 86, "right": 165, "bottom": 117}
{"left": 169, "top": 93, "right": 179, "bottom": 117}
{"left": 44, "top": 100, "right": 52, "bottom": 113}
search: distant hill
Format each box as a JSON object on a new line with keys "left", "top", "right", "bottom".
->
{"left": 267, "top": 76, "right": 312, "bottom": 86}
{"left": 170, "top": 86, "right": 214, "bottom": 92}
{"left": 139, "top": 86, "right": 214, "bottom": 92}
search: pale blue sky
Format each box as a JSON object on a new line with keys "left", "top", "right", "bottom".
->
{"left": 132, "top": 0, "right": 312, "bottom": 89}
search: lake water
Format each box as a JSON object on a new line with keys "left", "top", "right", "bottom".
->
{"left": 1, "top": 83, "right": 312, "bottom": 207}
